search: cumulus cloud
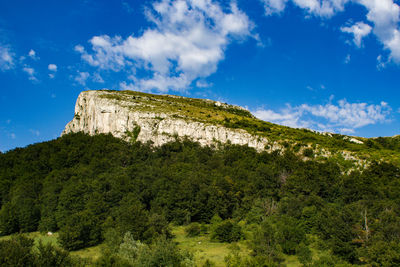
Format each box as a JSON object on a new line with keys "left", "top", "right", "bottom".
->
{"left": 341, "top": 21, "right": 372, "bottom": 47}
{"left": 23, "top": 66, "right": 38, "bottom": 81}
{"left": 28, "top": 49, "right": 39, "bottom": 60}
{"left": 358, "top": 0, "right": 400, "bottom": 63}
{"left": 261, "top": 0, "right": 350, "bottom": 17}
{"left": 74, "top": 71, "right": 90, "bottom": 86}
{"left": 196, "top": 79, "right": 213, "bottom": 88}
{"left": 253, "top": 99, "right": 391, "bottom": 133}
{"left": 0, "top": 44, "right": 14, "bottom": 71}
{"left": 92, "top": 72, "right": 104, "bottom": 83}
{"left": 48, "top": 64, "right": 57, "bottom": 78}
{"left": 262, "top": 0, "right": 289, "bottom": 15}
{"left": 261, "top": 0, "right": 400, "bottom": 63}
{"left": 48, "top": 64, "right": 57, "bottom": 72}
{"left": 76, "top": 0, "right": 253, "bottom": 92}
{"left": 344, "top": 54, "right": 351, "bottom": 63}
{"left": 377, "top": 54, "right": 389, "bottom": 69}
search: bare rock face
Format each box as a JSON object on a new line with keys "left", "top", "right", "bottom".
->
{"left": 63, "top": 91, "right": 279, "bottom": 151}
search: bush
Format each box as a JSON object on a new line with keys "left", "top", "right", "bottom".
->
{"left": 0, "top": 234, "right": 73, "bottom": 267}
{"left": 35, "top": 241, "right": 73, "bottom": 267}
{"left": 135, "top": 237, "right": 194, "bottom": 267}
{"left": 212, "top": 220, "right": 243, "bottom": 243}
{"left": 303, "top": 148, "right": 314, "bottom": 158}
{"left": 0, "top": 234, "right": 35, "bottom": 266}
{"left": 185, "top": 223, "right": 201, "bottom": 237}
{"left": 275, "top": 216, "right": 306, "bottom": 255}
{"left": 296, "top": 243, "right": 312, "bottom": 266}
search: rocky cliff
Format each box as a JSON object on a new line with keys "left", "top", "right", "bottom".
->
{"left": 62, "top": 90, "right": 400, "bottom": 168}
{"left": 62, "top": 90, "right": 280, "bottom": 151}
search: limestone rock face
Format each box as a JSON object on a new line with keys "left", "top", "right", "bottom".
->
{"left": 63, "top": 91, "right": 278, "bottom": 151}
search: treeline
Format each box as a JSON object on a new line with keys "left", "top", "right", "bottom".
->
{"left": 1, "top": 133, "right": 400, "bottom": 266}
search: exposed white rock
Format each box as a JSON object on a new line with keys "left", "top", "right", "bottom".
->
{"left": 349, "top": 138, "right": 364, "bottom": 144}
{"left": 62, "top": 91, "right": 277, "bottom": 152}
{"left": 343, "top": 136, "right": 364, "bottom": 144}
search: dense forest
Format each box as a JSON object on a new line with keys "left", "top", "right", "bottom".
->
{"left": 1, "top": 133, "right": 400, "bottom": 266}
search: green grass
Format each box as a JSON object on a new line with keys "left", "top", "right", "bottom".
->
{"left": 0, "top": 231, "right": 102, "bottom": 262}
{"left": 0, "top": 231, "right": 59, "bottom": 247}
{"left": 171, "top": 225, "right": 251, "bottom": 266}
{"left": 0, "top": 229, "right": 340, "bottom": 266}
{"left": 70, "top": 244, "right": 103, "bottom": 261}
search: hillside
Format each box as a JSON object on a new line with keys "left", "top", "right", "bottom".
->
{"left": 1, "top": 90, "right": 400, "bottom": 266}
{"left": 64, "top": 90, "right": 400, "bottom": 168}
{"left": 1, "top": 133, "right": 400, "bottom": 266}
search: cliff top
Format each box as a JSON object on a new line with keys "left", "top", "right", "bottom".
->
{"left": 70, "top": 90, "right": 400, "bottom": 167}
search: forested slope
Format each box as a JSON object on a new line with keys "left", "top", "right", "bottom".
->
{"left": 1, "top": 133, "right": 400, "bottom": 266}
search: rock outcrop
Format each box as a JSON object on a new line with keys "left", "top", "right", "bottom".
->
{"left": 63, "top": 90, "right": 279, "bottom": 151}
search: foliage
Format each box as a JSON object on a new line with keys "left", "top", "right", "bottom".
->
{"left": 211, "top": 220, "right": 243, "bottom": 243}
{"left": 35, "top": 241, "right": 73, "bottom": 267}
{"left": 0, "top": 234, "right": 73, "bottom": 267}
{"left": 1, "top": 132, "right": 400, "bottom": 266}
{"left": 0, "top": 234, "right": 35, "bottom": 266}
{"left": 185, "top": 223, "right": 201, "bottom": 237}
{"left": 296, "top": 243, "right": 312, "bottom": 266}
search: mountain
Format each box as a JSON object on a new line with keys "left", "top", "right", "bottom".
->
{"left": 2, "top": 90, "right": 400, "bottom": 266}
{"left": 63, "top": 90, "right": 400, "bottom": 167}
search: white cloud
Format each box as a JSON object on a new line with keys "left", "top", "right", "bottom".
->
{"left": 76, "top": 0, "right": 253, "bottom": 92}
{"left": 196, "top": 79, "right": 213, "bottom": 88}
{"left": 261, "top": 0, "right": 288, "bottom": 15}
{"left": 377, "top": 54, "right": 389, "bottom": 69}
{"left": 261, "top": 0, "right": 400, "bottom": 63}
{"left": 254, "top": 104, "right": 306, "bottom": 128}
{"left": 23, "top": 66, "right": 38, "bottom": 81}
{"left": 341, "top": 21, "right": 372, "bottom": 47}
{"left": 48, "top": 64, "right": 57, "bottom": 72}
{"left": 74, "top": 71, "right": 90, "bottom": 86}
{"left": 74, "top": 44, "right": 84, "bottom": 53}
{"left": 344, "top": 54, "right": 351, "bottom": 63}
{"left": 0, "top": 44, "right": 14, "bottom": 71}
{"left": 92, "top": 72, "right": 104, "bottom": 83}
{"left": 358, "top": 0, "right": 400, "bottom": 62}
{"left": 253, "top": 99, "right": 391, "bottom": 133}
{"left": 293, "top": 0, "right": 350, "bottom": 17}
{"left": 28, "top": 49, "right": 39, "bottom": 60}
{"left": 261, "top": 0, "right": 350, "bottom": 17}
{"left": 122, "top": 1, "right": 134, "bottom": 13}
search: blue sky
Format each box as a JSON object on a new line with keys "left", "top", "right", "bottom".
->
{"left": 1, "top": 0, "right": 400, "bottom": 152}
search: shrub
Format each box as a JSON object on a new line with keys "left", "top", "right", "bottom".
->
{"left": 185, "top": 223, "right": 201, "bottom": 237}
{"left": 35, "top": 241, "right": 73, "bottom": 267}
{"left": 0, "top": 234, "right": 35, "bottom": 266}
{"left": 212, "top": 220, "right": 243, "bottom": 243}
{"left": 303, "top": 148, "right": 314, "bottom": 158}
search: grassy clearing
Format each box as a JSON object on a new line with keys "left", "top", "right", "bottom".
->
{"left": 70, "top": 244, "right": 103, "bottom": 261}
{"left": 171, "top": 225, "right": 251, "bottom": 266}
{"left": 0, "top": 229, "right": 334, "bottom": 266}
{"left": 0, "top": 231, "right": 102, "bottom": 262}
{"left": 0, "top": 231, "right": 59, "bottom": 247}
